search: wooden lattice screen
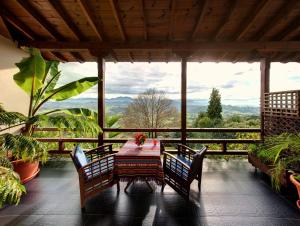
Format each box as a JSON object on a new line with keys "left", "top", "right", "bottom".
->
{"left": 264, "top": 90, "right": 300, "bottom": 136}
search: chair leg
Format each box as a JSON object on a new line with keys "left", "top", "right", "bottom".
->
{"left": 117, "top": 180, "right": 120, "bottom": 192}
{"left": 161, "top": 182, "right": 166, "bottom": 192}
{"left": 197, "top": 174, "right": 202, "bottom": 191}
{"left": 125, "top": 178, "right": 134, "bottom": 193}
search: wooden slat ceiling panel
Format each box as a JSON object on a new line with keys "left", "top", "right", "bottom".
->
{"left": 90, "top": 1, "right": 124, "bottom": 41}
{"left": 19, "top": 0, "right": 76, "bottom": 40}
{"left": 2, "top": 1, "right": 51, "bottom": 39}
{"left": 265, "top": 6, "right": 300, "bottom": 41}
{"left": 1, "top": 0, "right": 299, "bottom": 62}
{"left": 192, "top": 0, "right": 234, "bottom": 41}
{"left": 0, "top": 16, "right": 11, "bottom": 39}
{"left": 238, "top": 0, "right": 284, "bottom": 41}
{"left": 173, "top": 3, "right": 199, "bottom": 41}
{"left": 214, "top": 1, "right": 258, "bottom": 41}
{"left": 58, "top": 1, "right": 98, "bottom": 40}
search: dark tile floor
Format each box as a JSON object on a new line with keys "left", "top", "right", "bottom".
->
{"left": 0, "top": 159, "right": 299, "bottom": 226}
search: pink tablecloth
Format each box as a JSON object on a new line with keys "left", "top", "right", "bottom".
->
{"left": 114, "top": 139, "right": 163, "bottom": 183}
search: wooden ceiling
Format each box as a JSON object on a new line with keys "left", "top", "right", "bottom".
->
{"left": 0, "top": 0, "right": 300, "bottom": 63}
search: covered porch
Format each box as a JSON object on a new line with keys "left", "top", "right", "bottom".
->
{"left": 0, "top": 0, "right": 300, "bottom": 225}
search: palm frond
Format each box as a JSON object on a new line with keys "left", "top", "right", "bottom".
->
{"left": 261, "top": 133, "right": 300, "bottom": 191}
{"left": 0, "top": 112, "right": 27, "bottom": 126}
{"left": 0, "top": 156, "right": 13, "bottom": 169}
{"left": 40, "top": 113, "right": 101, "bottom": 137}
{"left": 0, "top": 166, "right": 26, "bottom": 207}
{"left": 1, "top": 134, "right": 47, "bottom": 163}
{"left": 42, "top": 108, "right": 98, "bottom": 120}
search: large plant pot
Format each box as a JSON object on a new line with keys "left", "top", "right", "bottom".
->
{"left": 290, "top": 175, "right": 300, "bottom": 209}
{"left": 12, "top": 160, "right": 40, "bottom": 184}
{"left": 248, "top": 153, "right": 288, "bottom": 187}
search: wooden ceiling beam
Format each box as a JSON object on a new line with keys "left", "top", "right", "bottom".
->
{"left": 77, "top": 0, "right": 104, "bottom": 41}
{"left": 111, "top": 51, "right": 118, "bottom": 63}
{"left": 272, "top": 15, "right": 300, "bottom": 41}
{"left": 0, "top": 15, "right": 12, "bottom": 39}
{"left": 140, "top": 0, "right": 147, "bottom": 40}
{"left": 191, "top": 0, "right": 209, "bottom": 40}
{"left": 289, "top": 53, "right": 300, "bottom": 62}
{"left": 70, "top": 52, "right": 84, "bottom": 62}
{"left": 213, "top": 0, "right": 238, "bottom": 40}
{"left": 48, "top": 0, "right": 86, "bottom": 41}
{"left": 218, "top": 52, "right": 229, "bottom": 62}
{"left": 128, "top": 52, "right": 134, "bottom": 63}
{"left": 277, "top": 52, "right": 295, "bottom": 62}
{"left": 52, "top": 52, "right": 68, "bottom": 62}
{"left": 256, "top": 0, "right": 299, "bottom": 41}
{"left": 16, "top": 0, "right": 85, "bottom": 62}
{"left": 0, "top": 6, "right": 36, "bottom": 40}
{"left": 108, "top": 0, "right": 127, "bottom": 41}
{"left": 17, "top": 0, "right": 82, "bottom": 61}
{"left": 168, "top": 0, "right": 176, "bottom": 40}
{"left": 19, "top": 40, "right": 300, "bottom": 52}
{"left": 0, "top": 5, "right": 62, "bottom": 62}
{"left": 233, "top": 0, "right": 269, "bottom": 40}
{"left": 16, "top": 0, "right": 64, "bottom": 40}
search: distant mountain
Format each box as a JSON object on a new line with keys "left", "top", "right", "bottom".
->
{"left": 41, "top": 97, "right": 259, "bottom": 116}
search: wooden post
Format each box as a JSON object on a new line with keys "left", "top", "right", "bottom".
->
{"left": 58, "top": 139, "right": 65, "bottom": 152}
{"left": 260, "top": 58, "right": 270, "bottom": 141}
{"left": 97, "top": 56, "right": 105, "bottom": 145}
{"left": 181, "top": 57, "right": 187, "bottom": 144}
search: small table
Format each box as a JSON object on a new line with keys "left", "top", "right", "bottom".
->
{"left": 114, "top": 139, "right": 164, "bottom": 192}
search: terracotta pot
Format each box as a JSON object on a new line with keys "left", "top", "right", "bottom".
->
{"left": 290, "top": 174, "right": 300, "bottom": 209}
{"left": 12, "top": 160, "right": 40, "bottom": 184}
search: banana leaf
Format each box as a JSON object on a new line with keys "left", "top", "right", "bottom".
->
{"left": 42, "top": 108, "right": 98, "bottom": 120}
{"left": 13, "top": 49, "right": 46, "bottom": 96}
{"left": 46, "top": 77, "right": 98, "bottom": 101}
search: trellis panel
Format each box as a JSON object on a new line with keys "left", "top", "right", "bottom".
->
{"left": 264, "top": 90, "right": 300, "bottom": 136}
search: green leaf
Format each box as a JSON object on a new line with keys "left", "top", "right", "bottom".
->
{"left": 106, "top": 115, "right": 121, "bottom": 128}
{"left": 46, "top": 77, "right": 98, "bottom": 101}
{"left": 42, "top": 108, "right": 98, "bottom": 120}
{"left": 13, "top": 48, "right": 46, "bottom": 96}
{"left": 0, "top": 112, "right": 26, "bottom": 126}
{"left": 44, "top": 61, "right": 60, "bottom": 90}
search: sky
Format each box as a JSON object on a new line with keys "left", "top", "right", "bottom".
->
{"left": 58, "top": 62, "right": 300, "bottom": 106}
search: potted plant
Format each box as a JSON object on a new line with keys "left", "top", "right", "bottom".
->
{"left": 0, "top": 156, "right": 25, "bottom": 208}
{"left": 249, "top": 133, "right": 300, "bottom": 191}
{"left": 0, "top": 48, "right": 100, "bottom": 183}
{"left": 290, "top": 174, "right": 300, "bottom": 208}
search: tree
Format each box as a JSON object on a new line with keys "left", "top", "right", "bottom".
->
{"left": 122, "top": 89, "right": 179, "bottom": 130}
{"left": 207, "top": 88, "right": 222, "bottom": 120}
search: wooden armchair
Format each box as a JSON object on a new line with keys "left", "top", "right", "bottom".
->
{"left": 161, "top": 144, "right": 207, "bottom": 199}
{"left": 70, "top": 144, "right": 120, "bottom": 210}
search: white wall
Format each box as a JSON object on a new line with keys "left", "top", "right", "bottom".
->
{"left": 0, "top": 35, "right": 29, "bottom": 114}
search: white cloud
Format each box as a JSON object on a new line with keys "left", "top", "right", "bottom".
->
{"left": 58, "top": 61, "right": 300, "bottom": 106}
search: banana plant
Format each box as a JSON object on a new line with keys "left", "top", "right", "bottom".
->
{"left": 0, "top": 48, "right": 100, "bottom": 162}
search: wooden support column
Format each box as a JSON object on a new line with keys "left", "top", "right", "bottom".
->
{"left": 181, "top": 57, "right": 187, "bottom": 144}
{"left": 175, "top": 51, "right": 192, "bottom": 144}
{"left": 260, "top": 58, "right": 270, "bottom": 141}
{"left": 97, "top": 56, "right": 105, "bottom": 145}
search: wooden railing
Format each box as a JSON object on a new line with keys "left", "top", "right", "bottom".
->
{"left": 264, "top": 90, "right": 300, "bottom": 118}
{"left": 35, "top": 127, "right": 261, "bottom": 155}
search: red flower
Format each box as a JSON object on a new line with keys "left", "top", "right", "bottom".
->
{"left": 135, "top": 133, "right": 147, "bottom": 145}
